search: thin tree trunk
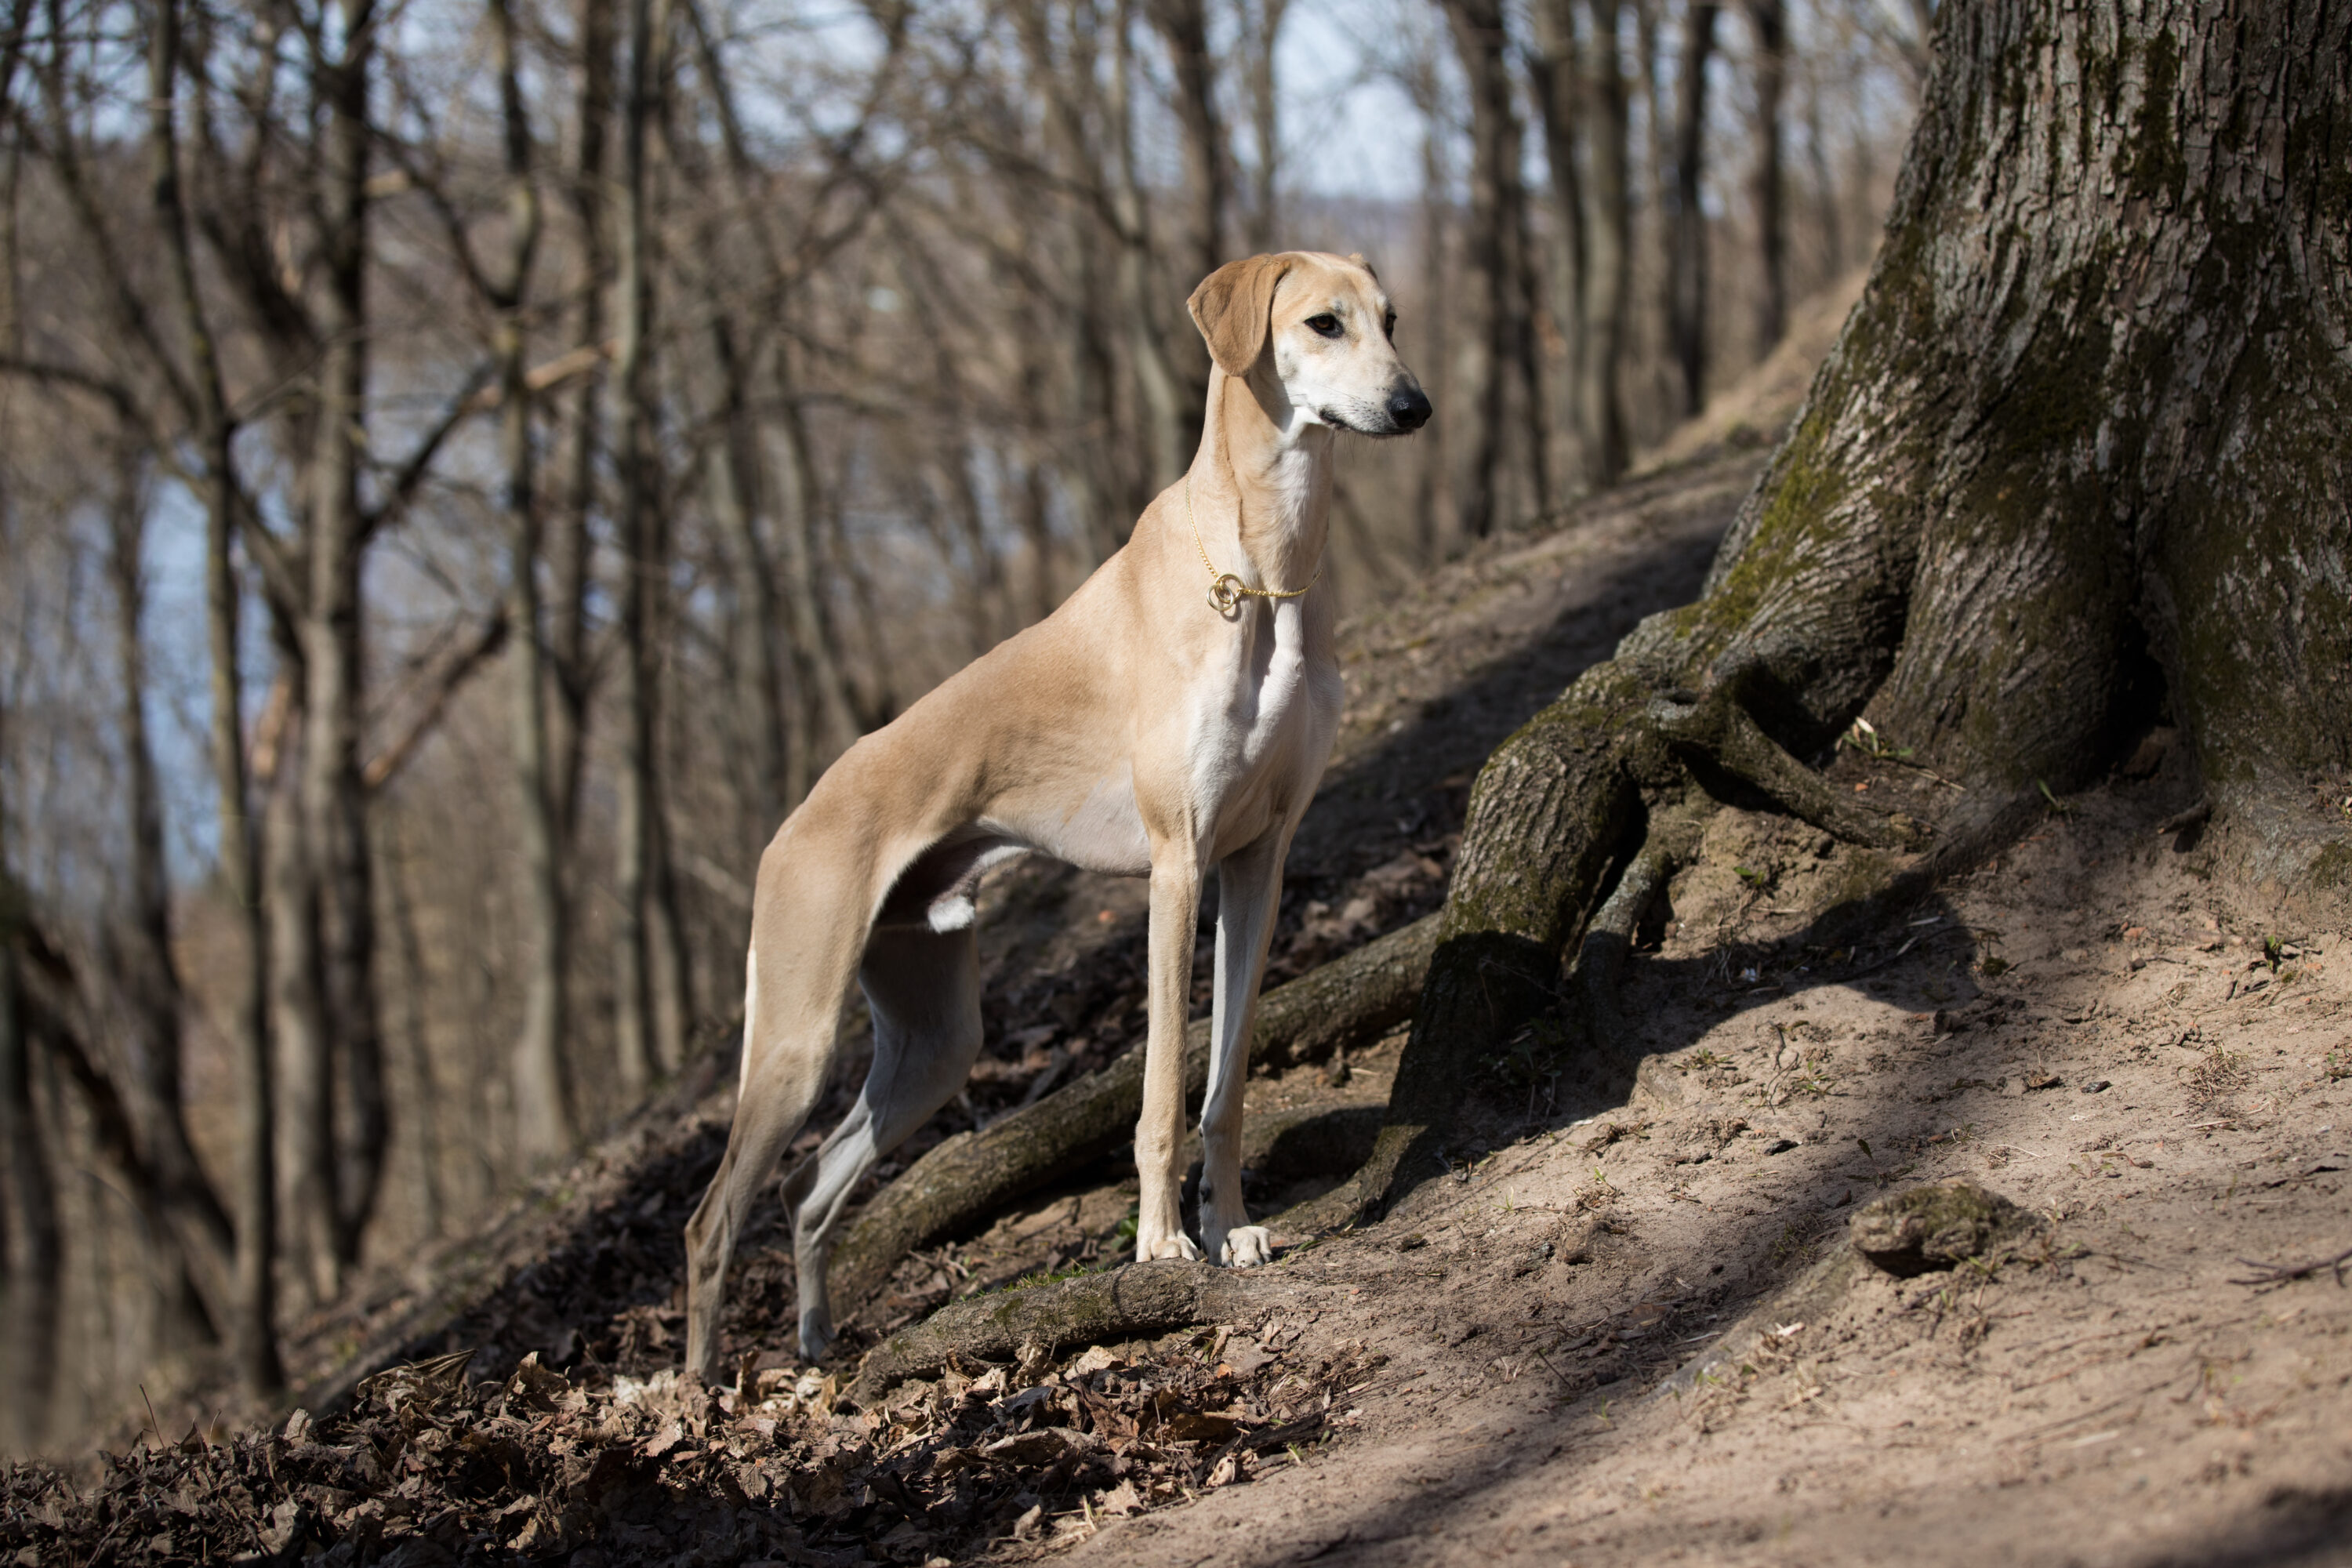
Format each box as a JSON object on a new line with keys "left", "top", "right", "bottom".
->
{"left": 1109, "top": 0, "right": 1186, "bottom": 494}
{"left": 383, "top": 823, "right": 442, "bottom": 1240}
{"left": 553, "top": 0, "right": 615, "bottom": 849}
{"left": 1803, "top": 60, "right": 1842, "bottom": 278}
{"left": 303, "top": 0, "right": 386, "bottom": 1272}
{"left": 1442, "top": 0, "right": 1546, "bottom": 533}
{"left": 1579, "top": 0, "right": 1630, "bottom": 485}
{"left": 0, "top": 877, "right": 63, "bottom": 1449}
{"left": 104, "top": 452, "right": 234, "bottom": 1338}
{"left": 1236, "top": 0, "right": 1289, "bottom": 252}
{"left": 265, "top": 693, "right": 339, "bottom": 1305}
{"left": 1412, "top": 117, "right": 1451, "bottom": 564}
{"left": 1670, "top": 2, "right": 1718, "bottom": 416}
{"left": 151, "top": 0, "right": 279, "bottom": 1388}
{"left": 1528, "top": 0, "right": 1586, "bottom": 493}
{"left": 705, "top": 314, "right": 798, "bottom": 832}
{"left": 1147, "top": 0, "right": 1227, "bottom": 285}
{"left": 612, "top": 0, "right": 687, "bottom": 1090}
{"left": 490, "top": 0, "right": 573, "bottom": 1160}
{"left": 1745, "top": 0, "right": 1787, "bottom": 354}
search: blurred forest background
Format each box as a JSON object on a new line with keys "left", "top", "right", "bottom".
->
{"left": 0, "top": 0, "right": 1925, "bottom": 1449}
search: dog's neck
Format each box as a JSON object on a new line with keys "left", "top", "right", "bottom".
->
{"left": 1184, "top": 362, "right": 1336, "bottom": 597}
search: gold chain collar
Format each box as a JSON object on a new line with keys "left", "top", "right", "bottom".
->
{"left": 1185, "top": 475, "right": 1320, "bottom": 615}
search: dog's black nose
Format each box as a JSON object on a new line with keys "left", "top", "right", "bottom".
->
{"left": 1388, "top": 386, "right": 1433, "bottom": 430}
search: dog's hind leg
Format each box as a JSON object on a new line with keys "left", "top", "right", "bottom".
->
{"left": 1200, "top": 827, "right": 1289, "bottom": 1267}
{"left": 787, "top": 923, "right": 983, "bottom": 1362}
{"left": 683, "top": 855, "right": 873, "bottom": 1384}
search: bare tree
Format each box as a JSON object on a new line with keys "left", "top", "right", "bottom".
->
{"left": 611, "top": 0, "right": 689, "bottom": 1092}
{"left": 1577, "top": 0, "right": 1630, "bottom": 484}
{"left": 488, "top": 0, "right": 575, "bottom": 1159}
{"left": 1744, "top": 0, "right": 1788, "bottom": 352}
{"left": 1670, "top": 1, "right": 1718, "bottom": 415}
{"left": 1441, "top": 0, "right": 1547, "bottom": 532}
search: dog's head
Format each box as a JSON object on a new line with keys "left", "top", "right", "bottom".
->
{"left": 1187, "top": 251, "right": 1432, "bottom": 437}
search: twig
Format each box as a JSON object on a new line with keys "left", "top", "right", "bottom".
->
{"left": 2230, "top": 1246, "right": 2352, "bottom": 1290}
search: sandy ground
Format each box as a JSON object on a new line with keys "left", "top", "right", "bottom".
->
{"left": 1051, "top": 781, "right": 2352, "bottom": 1568}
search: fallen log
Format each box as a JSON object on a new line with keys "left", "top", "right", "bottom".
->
{"left": 826, "top": 913, "right": 1441, "bottom": 1312}
{"left": 848, "top": 1261, "right": 1261, "bottom": 1406}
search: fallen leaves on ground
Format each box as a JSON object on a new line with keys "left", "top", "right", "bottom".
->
{"left": 2, "top": 1330, "right": 1382, "bottom": 1566}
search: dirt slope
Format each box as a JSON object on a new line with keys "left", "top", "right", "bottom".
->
{"left": 20, "top": 278, "right": 2350, "bottom": 1568}
{"left": 1066, "top": 774, "right": 2352, "bottom": 1568}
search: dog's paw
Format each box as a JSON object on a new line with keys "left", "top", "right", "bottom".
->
{"left": 1218, "top": 1226, "right": 1275, "bottom": 1268}
{"left": 1141, "top": 1233, "right": 1203, "bottom": 1262}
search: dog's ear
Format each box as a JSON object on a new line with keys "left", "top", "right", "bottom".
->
{"left": 1189, "top": 254, "right": 1291, "bottom": 379}
{"left": 1347, "top": 251, "right": 1380, "bottom": 284}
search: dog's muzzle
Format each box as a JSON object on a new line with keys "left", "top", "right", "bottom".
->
{"left": 1386, "top": 385, "right": 1433, "bottom": 432}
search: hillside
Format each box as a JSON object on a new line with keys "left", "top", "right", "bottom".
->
{"left": 9, "top": 276, "right": 2349, "bottom": 1568}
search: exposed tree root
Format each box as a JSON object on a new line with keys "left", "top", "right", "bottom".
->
{"left": 826, "top": 914, "right": 1441, "bottom": 1312}
{"left": 1652, "top": 681, "right": 1923, "bottom": 851}
{"left": 848, "top": 1261, "right": 1267, "bottom": 1406}
{"left": 1571, "top": 797, "right": 1717, "bottom": 1105}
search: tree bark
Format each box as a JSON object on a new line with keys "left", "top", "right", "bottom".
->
{"left": 1669, "top": 2, "right": 1718, "bottom": 417}
{"left": 1335, "top": 0, "right": 2352, "bottom": 1224}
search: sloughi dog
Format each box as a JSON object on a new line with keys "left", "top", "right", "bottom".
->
{"left": 683, "top": 251, "right": 1432, "bottom": 1380}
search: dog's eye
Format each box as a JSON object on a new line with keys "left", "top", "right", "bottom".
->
{"left": 1383, "top": 312, "right": 1397, "bottom": 339}
{"left": 1305, "top": 313, "right": 1343, "bottom": 338}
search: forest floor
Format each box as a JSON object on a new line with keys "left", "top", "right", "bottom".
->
{"left": 12, "top": 274, "right": 2352, "bottom": 1566}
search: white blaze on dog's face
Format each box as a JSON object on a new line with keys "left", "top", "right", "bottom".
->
{"left": 1188, "top": 251, "right": 1434, "bottom": 437}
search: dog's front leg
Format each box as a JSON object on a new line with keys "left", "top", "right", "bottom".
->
{"left": 1201, "top": 829, "right": 1287, "bottom": 1267}
{"left": 1134, "top": 850, "right": 1204, "bottom": 1261}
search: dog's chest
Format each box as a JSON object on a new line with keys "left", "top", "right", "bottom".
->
{"left": 1187, "top": 600, "right": 1339, "bottom": 842}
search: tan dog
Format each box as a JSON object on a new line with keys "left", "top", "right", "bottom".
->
{"left": 682, "top": 252, "right": 1432, "bottom": 1379}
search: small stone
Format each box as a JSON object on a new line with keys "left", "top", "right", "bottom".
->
{"left": 1763, "top": 1138, "right": 1798, "bottom": 1155}
{"left": 2082, "top": 1080, "right": 2112, "bottom": 1094}
{"left": 1851, "top": 1180, "right": 2038, "bottom": 1277}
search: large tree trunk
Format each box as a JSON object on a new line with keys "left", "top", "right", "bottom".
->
{"left": 1338, "top": 0, "right": 2352, "bottom": 1221}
